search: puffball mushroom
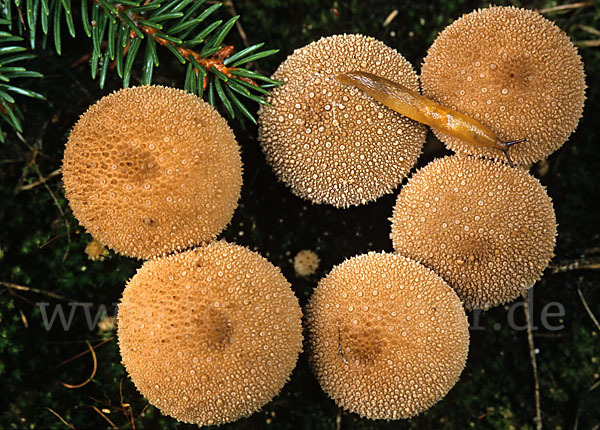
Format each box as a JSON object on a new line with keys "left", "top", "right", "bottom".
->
{"left": 421, "top": 6, "right": 586, "bottom": 165}
{"left": 390, "top": 155, "right": 557, "bottom": 310}
{"left": 306, "top": 252, "right": 469, "bottom": 420}
{"left": 117, "top": 241, "right": 303, "bottom": 426}
{"left": 293, "top": 249, "right": 320, "bottom": 277}
{"left": 62, "top": 85, "right": 242, "bottom": 259}
{"left": 258, "top": 34, "right": 427, "bottom": 208}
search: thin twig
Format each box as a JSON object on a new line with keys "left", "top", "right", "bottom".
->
{"left": 3, "top": 287, "right": 36, "bottom": 306}
{"left": 580, "top": 25, "right": 600, "bottom": 37}
{"left": 539, "top": 1, "right": 593, "bottom": 13}
{"left": 13, "top": 143, "right": 39, "bottom": 194}
{"left": 34, "top": 163, "right": 72, "bottom": 261}
{"left": 532, "top": 333, "right": 564, "bottom": 338}
{"left": 0, "top": 280, "right": 77, "bottom": 302}
{"left": 223, "top": 0, "right": 249, "bottom": 48}
{"left": 11, "top": 119, "right": 72, "bottom": 259}
{"left": 89, "top": 388, "right": 141, "bottom": 429}
{"left": 523, "top": 296, "right": 543, "bottom": 430}
{"left": 61, "top": 340, "right": 98, "bottom": 389}
{"left": 120, "top": 378, "right": 136, "bottom": 430}
{"left": 382, "top": 9, "right": 398, "bottom": 27}
{"left": 16, "top": 168, "right": 61, "bottom": 192}
{"left": 90, "top": 406, "right": 119, "bottom": 429}
{"left": 19, "top": 309, "right": 29, "bottom": 327}
{"left": 88, "top": 395, "right": 127, "bottom": 415}
{"left": 55, "top": 337, "right": 115, "bottom": 368}
{"left": 589, "top": 380, "right": 600, "bottom": 392}
{"left": 134, "top": 404, "right": 149, "bottom": 424}
{"left": 13, "top": 121, "right": 51, "bottom": 193}
{"left": 47, "top": 407, "right": 76, "bottom": 429}
{"left": 577, "top": 286, "right": 600, "bottom": 331}
{"left": 336, "top": 407, "right": 342, "bottom": 430}
{"left": 40, "top": 231, "right": 75, "bottom": 250}
{"left": 576, "top": 40, "right": 600, "bottom": 48}
{"left": 550, "top": 258, "right": 600, "bottom": 274}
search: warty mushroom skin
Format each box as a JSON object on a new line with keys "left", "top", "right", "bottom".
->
{"left": 62, "top": 85, "right": 242, "bottom": 259}
{"left": 420, "top": 6, "right": 586, "bottom": 164}
{"left": 117, "top": 241, "right": 304, "bottom": 426}
{"left": 306, "top": 252, "right": 469, "bottom": 420}
{"left": 390, "top": 155, "right": 557, "bottom": 310}
{"left": 258, "top": 34, "right": 427, "bottom": 208}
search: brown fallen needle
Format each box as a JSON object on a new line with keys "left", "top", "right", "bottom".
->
{"left": 60, "top": 340, "right": 98, "bottom": 389}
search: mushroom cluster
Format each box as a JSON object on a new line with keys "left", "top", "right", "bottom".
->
{"left": 59, "top": 3, "right": 584, "bottom": 427}
{"left": 259, "top": 4, "right": 577, "bottom": 422}
{"left": 63, "top": 86, "right": 305, "bottom": 425}
{"left": 306, "top": 252, "right": 469, "bottom": 419}
{"left": 63, "top": 85, "right": 242, "bottom": 259}
{"left": 117, "top": 241, "right": 303, "bottom": 426}
{"left": 258, "top": 34, "right": 427, "bottom": 207}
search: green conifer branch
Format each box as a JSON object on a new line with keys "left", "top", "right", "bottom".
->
{"left": 0, "top": 0, "right": 280, "bottom": 141}
{"left": 0, "top": 17, "right": 45, "bottom": 142}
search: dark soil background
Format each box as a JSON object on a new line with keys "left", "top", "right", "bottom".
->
{"left": 1, "top": 0, "right": 599, "bottom": 428}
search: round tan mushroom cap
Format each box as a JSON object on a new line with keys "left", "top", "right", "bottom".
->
{"left": 62, "top": 85, "right": 242, "bottom": 259}
{"left": 258, "top": 34, "right": 426, "bottom": 208}
{"left": 306, "top": 252, "right": 469, "bottom": 420}
{"left": 391, "top": 155, "right": 557, "bottom": 310}
{"left": 421, "top": 6, "right": 586, "bottom": 164}
{"left": 117, "top": 241, "right": 303, "bottom": 426}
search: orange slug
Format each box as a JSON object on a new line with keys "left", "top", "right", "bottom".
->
{"left": 334, "top": 71, "right": 525, "bottom": 165}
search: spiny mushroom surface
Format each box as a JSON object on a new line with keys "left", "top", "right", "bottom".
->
{"left": 62, "top": 85, "right": 242, "bottom": 259}
{"left": 117, "top": 241, "right": 303, "bottom": 426}
{"left": 258, "top": 34, "right": 427, "bottom": 208}
{"left": 390, "top": 155, "right": 557, "bottom": 310}
{"left": 420, "top": 6, "right": 586, "bottom": 164}
{"left": 306, "top": 252, "right": 469, "bottom": 420}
